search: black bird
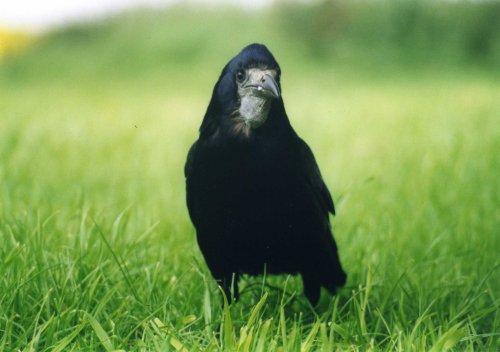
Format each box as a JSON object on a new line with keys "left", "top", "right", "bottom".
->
{"left": 185, "top": 44, "right": 346, "bottom": 305}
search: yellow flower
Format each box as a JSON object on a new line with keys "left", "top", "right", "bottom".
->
{"left": 0, "top": 27, "right": 32, "bottom": 59}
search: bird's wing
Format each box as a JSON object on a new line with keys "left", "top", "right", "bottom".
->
{"left": 297, "top": 138, "right": 335, "bottom": 216}
{"left": 184, "top": 141, "right": 198, "bottom": 225}
{"left": 184, "top": 141, "right": 197, "bottom": 178}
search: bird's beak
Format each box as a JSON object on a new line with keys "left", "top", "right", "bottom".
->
{"left": 244, "top": 71, "right": 280, "bottom": 99}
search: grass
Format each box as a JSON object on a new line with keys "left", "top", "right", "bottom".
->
{"left": 0, "top": 5, "right": 499, "bottom": 351}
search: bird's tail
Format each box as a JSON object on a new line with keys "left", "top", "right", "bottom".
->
{"left": 318, "top": 233, "right": 346, "bottom": 294}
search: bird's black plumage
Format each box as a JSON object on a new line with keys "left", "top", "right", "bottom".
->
{"left": 185, "top": 44, "right": 346, "bottom": 305}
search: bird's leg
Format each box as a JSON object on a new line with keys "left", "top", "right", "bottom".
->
{"left": 302, "top": 272, "right": 321, "bottom": 306}
{"left": 215, "top": 274, "right": 239, "bottom": 336}
{"left": 221, "top": 273, "right": 239, "bottom": 303}
{"left": 231, "top": 273, "right": 240, "bottom": 302}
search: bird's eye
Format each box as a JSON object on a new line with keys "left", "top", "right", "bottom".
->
{"left": 236, "top": 70, "right": 245, "bottom": 82}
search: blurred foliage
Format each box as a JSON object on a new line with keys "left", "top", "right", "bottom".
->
{"left": 1, "top": 0, "right": 499, "bottom": 86}
{"left": 277, "top": 0, "right": 500, "bottom": 66}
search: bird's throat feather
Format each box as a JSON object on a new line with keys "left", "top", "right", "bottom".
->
{"left": 239, "top": 95, "right": 271, "bottom": 129}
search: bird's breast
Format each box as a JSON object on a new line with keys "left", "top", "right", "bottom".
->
{"left": 189, "top": 140, "right": 322, "bottom": 274}
{"left": 193, "top": 145, "right": 306, "bottom": 229}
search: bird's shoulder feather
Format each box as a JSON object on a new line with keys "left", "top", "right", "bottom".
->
{"left": 295, "top": 137, "right": 336, "bottom": 216}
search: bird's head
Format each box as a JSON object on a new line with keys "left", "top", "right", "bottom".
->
{"left": 201, "top": 44, "right": 286, "bottom": 138}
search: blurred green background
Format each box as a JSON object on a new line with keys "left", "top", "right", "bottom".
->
{"left": 0, "top": 1, "right": 499, "bottom": 350}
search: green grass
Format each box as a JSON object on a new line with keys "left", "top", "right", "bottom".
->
{"left": 0, "top": 6, "right": 499, "bottom": 351}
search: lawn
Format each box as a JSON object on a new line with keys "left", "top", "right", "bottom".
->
{"left": 0, "top": 6, "right": 499, "bottom": 351}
